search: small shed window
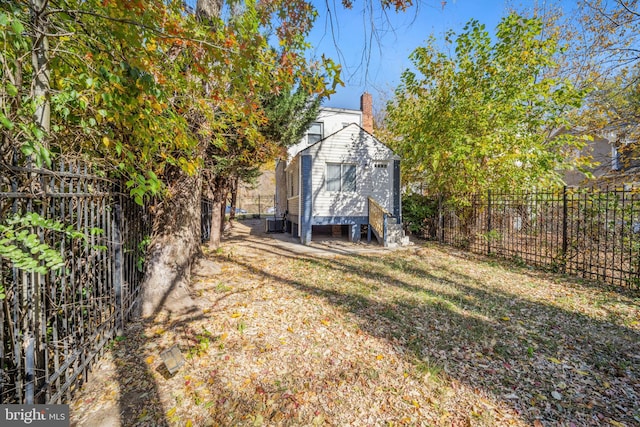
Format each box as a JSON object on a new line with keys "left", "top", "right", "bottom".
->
{"left": 307, "top": 122, "right": 323, "bottom": 144}
{"left": 327, "top": 163, "right": 356, "bottom": 192}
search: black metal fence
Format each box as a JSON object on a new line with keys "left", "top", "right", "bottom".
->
{"left": 428, "top": 187, "right": 640, "bottom": 289}
{"left": 0, "top": 159, "right": 150, "bottom": 404}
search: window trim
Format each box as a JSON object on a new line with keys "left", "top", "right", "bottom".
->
{"left": 307, "top": 121, "right": 323, "bottom": 145}
{"left": 326, "top": 163, "right": 357, "bottom": 192}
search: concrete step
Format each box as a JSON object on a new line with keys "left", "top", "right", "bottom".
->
{"left": 384, "top": 222, "right": 412, "bottom": 247}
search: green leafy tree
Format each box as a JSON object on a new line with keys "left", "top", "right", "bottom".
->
{"left": 218, "top": 84, "right": 322, "bottom": 224}
{"left": 513, "top": 1, "right": 640, "bottom": 175}
{"left": 386, "top": 14, "right": 590, "bottom": 200}
{"left": 2, "top": 0, "right": 414, "bottom": 317}
{"left": 261, "top": 84, "right": 322, "bottom": 150}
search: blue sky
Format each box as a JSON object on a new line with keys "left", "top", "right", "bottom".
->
{"left": 309, "top": 0, "right": 512, "bottom": 111}
{"left": 185, "top": 0, "right": 517, "bottom": 110}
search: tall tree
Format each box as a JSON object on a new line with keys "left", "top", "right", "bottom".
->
{"left": 575, "top": 0, "right": 640, "bottom": 157}
{"left": 386, "top": 14, "right": 590, "bottom": 200}
{"left": 513, "top": 1, "right": 640, "bottom": 171}
{"left": 3, "top": 0, "right": 414, "bottom": 318}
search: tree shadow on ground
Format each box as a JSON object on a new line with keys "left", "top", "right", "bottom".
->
{"left": 222, "top": 245, "right": 639, "bottom": 425}
{"left": 109, "top": 308, "right": 210, "bottom": 427}
{"left": 112, "top": 320, "right": 169, "bottom": 426}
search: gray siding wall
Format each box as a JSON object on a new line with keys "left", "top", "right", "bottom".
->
{"left": 286, "top": 157, "right": 300, "bottom": 216}
{"left": 393, "top": 160, "right": 401, "bottom": 221}
{"left": 303, "top": 125, "right": 397, "bottom": 218}
{"left": 300, "top": 155, "right": 313, "bottom": 245}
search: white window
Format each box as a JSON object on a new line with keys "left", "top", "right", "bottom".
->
{"left": 326, "top": 163, "right": 356, "bottom": 192}
{"left": 307, "top": 122, "right": 323, "bottom": 144}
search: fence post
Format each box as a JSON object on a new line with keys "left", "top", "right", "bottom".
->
{"left": 487, "top": 190, "right": 492, "bottom": 255}
{"left": 562, "top": 186, "right": 568, "bottom": 273}
{"left": 438, "top": 194, "right": 444, "bottom": 243}
{"left": 113, "top": 203, "right": 124, "bottom": 333}
{"left": 25, "top": 333, "right": 34, "bottom": 404}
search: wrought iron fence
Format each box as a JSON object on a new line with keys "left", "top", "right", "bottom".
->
{"left": 429, "top": 187, "right": 640, "bottom": 290}
{"left": 0, "top": 159, "right": 150, "bottom": 404}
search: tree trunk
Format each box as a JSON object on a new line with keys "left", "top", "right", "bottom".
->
{"left": 29, "top": 0, "right": 50, "bottom": 141}
{"left": 208, "top": 175, "right": 228, "bottom": 249}
{"left": 141, "top": 170, "right": 202, "bottom": 318}
{"left": 139, "top": 0, "right": 222, "bottom": 319}
{"left": 229, "top": 175, "right": 238, "bottom": 222}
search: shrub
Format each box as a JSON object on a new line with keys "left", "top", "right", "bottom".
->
{"left": 402, "top": 193, "right": 438, "bottom": 239}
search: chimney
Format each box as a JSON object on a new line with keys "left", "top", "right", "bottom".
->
{"left": 360, "top": 92, "right": 373, "bottom": 134}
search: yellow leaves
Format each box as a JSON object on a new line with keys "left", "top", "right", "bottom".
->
{"left": 500, "top": 316, "right": 510, "bottom": 321}
{"left": 151, "top": 101, "right": 164, "bottom": 113}
{"left": 145, "top": 355, "right": 155, "bottom": 365}
{"left": 547, "top": 357, "right": 563, "bottom": 364}
{"left": 102, "top": 136, "right": 111, "bottom": 148}
{"left": 286, "top": 326, "right": 294, "bottom": 333}
{"left": 376, "top": 354, "right": 384, "bottom": 361}
{"left": 184, "top": 161, "right": 197, "bottom": 176}
{"left": 112, "top": 82, "right": 125, "bottom": 93}
{"left": 320, "top": 319, "right": 330, "bottom": 326}
{"left": 252, "top": 413, "right": 264, "bottom": 426}
{"left": 137, "top": 408, "right": 149, "bottom": 421}
{"left": 231, "top": 312, "right": 242, "bottom": 318}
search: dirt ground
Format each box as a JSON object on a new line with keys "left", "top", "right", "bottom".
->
{"left": 69, "top": 220, "right": 412, "bottom": 426}
{"left": 69, "top": 219, "right": 639, "bottom": 426}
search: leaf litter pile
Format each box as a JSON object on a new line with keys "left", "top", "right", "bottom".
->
{"left": 71, "top": 222, "right": 639, "bottom": 426}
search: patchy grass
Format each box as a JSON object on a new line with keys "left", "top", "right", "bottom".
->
{"left": 71, "top": 235, "right": 639, "bottom": 426}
